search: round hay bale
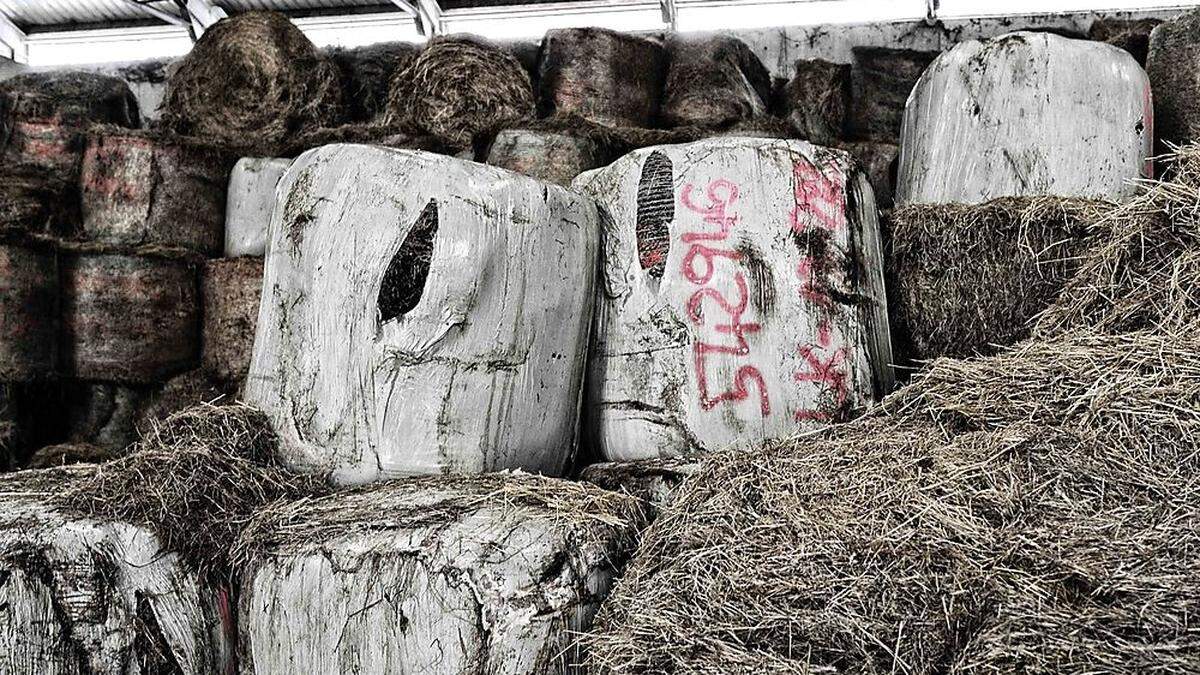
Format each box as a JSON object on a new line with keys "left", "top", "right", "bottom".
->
{"left": 60, "top": 247, "right": 200, "bottom": 384}
{"left": 0, "top": 242, "right": 57, "bottom": 381}
{"left": 25, "top": 442, "right": 116, "bottom": 469}
{"left": 888, "top": 197, "right": 1106, "bottom": 361}
{"left": 161, "top": 11, "right": 344, "bottom": 150}
{"left": 782, "top": 58, "right": 851, "bottom": 145}
{"left": 538, "top": 28, "right": 666, "bottom": 128}
{"left": 79, "top": 127, "right": 238, "bottom": 254}
{"left": 202, "top": 257, "right": 263, "bottom": 385}
{"left": 486, "top": 127, "right": 604, "bottom": 186}
{"left": 660, "top": 34, "right": 771, "bottom": 129}
{"left": 327, "top": 42, "right": 420, "bottom": 122}
{"left": 0, "top": 71, "right": 139, "bottom": 180}
{"left": 382, "top": 35, "right": 533, "bottom": 149}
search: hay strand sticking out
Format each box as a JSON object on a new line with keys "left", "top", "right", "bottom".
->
{"left": 161, "top": 11, "right": 343, "bottom": 150}
{"left": 59, "top": 404, "right": 323, "bottom": 579}
{"left": 382, "top": 35, "right": 533, "bottom": 148}
{"left": 889, "top": 196, "right": 1108, "bottom": 361}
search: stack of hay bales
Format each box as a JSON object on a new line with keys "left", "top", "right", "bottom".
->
{"left": 890, "top": 31, "right": 1151, "bottom": 363}
{"left": 573, "top": 137, "right": 893, "bottom": 461}
{"left": 585, "top": 144, "right": 1200, "bottom": 675}
{"left": 659, "top": 34, "right": 772, "bottom": 130}
{"left": 245, "top": 144, "right": 599, "bottom": 484}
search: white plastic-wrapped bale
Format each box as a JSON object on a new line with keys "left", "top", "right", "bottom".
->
{"left": 235, "top": 473, "right": 645, "bottom": 674}
{"left": 573, "top": 137, "right": 893, "bottom": 462}
{"left": 897, "top": 31, "right": 1152, "bottom": 205}
{"left": 244, "top": 144, "right": 599, "bottom": 484}
{"left": 224, "top": 157, "right": 292, "bottom": 257}
{"left": 486, "top": 128, "right": 604, "bottom": 186}
{"left": 79, "top": 128, "right": 238, "bottom": 255}
{"left": 0, "top": 467, "right": 233, "bottom": 674}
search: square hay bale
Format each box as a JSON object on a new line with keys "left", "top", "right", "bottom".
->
{"left": 1089, "top": 17, "right": 1162, "bottom": 65}
{"left": 235, "top": 473, "right": 646, "bottom": 674}
{"left": 537, "top": 28, "right": 666, "bottom": 128}
{"left": 660, "top": 34, "right": 771, "bottom": 129}
{"left": 898, "top": 32, "right": 1151, "bottom": 205}
{"left": 0, "top": 467, "right": 233, "bottom": 674}
{"left": 245, "top": 145, "right": 599, "bottom": 483}
{"left": 781, "top": 58, "right": 851, "bottom": 146}
{"left": 0, "top": 241, "right": 57, "bottom": 381}
{"left": 79, "top": 128, "right": 238, "bottom": 255}
{"left": 202, "top": 257, "right": 263, "bottom": 386}
{"left": 486, "top": 128, "right": 604, "bottom": 186}
{"left": 59, "top": 246, "right": 200, "bottom": 385}
{"left": 1147, "top": 9, "right": 1200, "bottom": 150}
{"left": 846, "top": 46, "right": 938, "bottom": 143}
{"left": 573, "top": 137, "right": 893, "bottom": 461}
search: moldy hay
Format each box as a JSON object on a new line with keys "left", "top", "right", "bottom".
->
{"left": 161, "top": 11, "right": 343, "bottom": 151}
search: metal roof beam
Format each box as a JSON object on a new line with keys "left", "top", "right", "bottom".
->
{"left": 659, "top": 0, "right": 676, "bottom": 28}
{"left": 126, "top": 1, "right": 191, "bottom": 29}
{"left": 183, "top": 0, "right": 227, "bottom": 34}
{"left": 389, "top": 0, "right": 440, "bottom": 37}
{"left": 0, "top": 11, "right": 28, "bottom": 63}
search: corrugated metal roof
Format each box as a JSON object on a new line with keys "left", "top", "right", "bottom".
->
{"left": 0, "top": 0, "right": 387, "bottom": 30}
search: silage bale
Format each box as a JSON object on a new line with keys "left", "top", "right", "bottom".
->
{"left": 382, "top": 35, "right": 533, "bottom": 149}
{"left": 234, "top": 472, "right": 645, "bottom": 674}
{"left": 0, "top": 467, "right": 233, "bottom": 673}
{"left": 538, "top": 28, "right": 666, "bottom": 128}
{"left": 60, "top": 246, "right": 200, "bottom": 384}
{"left": 486, "top": 127, "right": 605, "bottom": 186}
{"left": 0, "top": 242, "right": 57, "bottom": 381}
{"left": 660, "top": 34, "right": 771, "bottom": 129}
{"left": 244, "top": 144, "right": 599, "bottom": 484}
{"left": 327, "top": 41, "right": 419, "bottom": 122}
{"left": 0, "top": 71, "right": 139, "bottom": 180}
{"left": 161, "top": 11, "right": 344, "bottom": 151}
{"left": 846, "top": 46, "right": 938, "bottom": 143}
{"left": 572, "top": 137, "right": 894, "bottom": 461}
{"left": 224, "top": 156, "right": 292, "bottom": 257}
{"left": 888, "top": 197, "right": 1107, "bottom": 360}
{"left": 201, "top": 257, "right": 262, "bottom": 386}
{"left": 79, "top": 127, "right": 238, "bottom": 255}
{"left": 1089, "top": 17, "right": 1161, "bottom": 65}
{"left": 781, "top": 58, "right": 850, "bottom": 146}
{"left": 1147, "top": 9, "right": 1200, "bottom": 150}
{"left": 898, "top": 31, "right": 1152, "bottom": 205}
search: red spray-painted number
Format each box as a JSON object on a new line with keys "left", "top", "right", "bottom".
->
{"left": 679, "top": 178, "right": 770, "bottom": 417}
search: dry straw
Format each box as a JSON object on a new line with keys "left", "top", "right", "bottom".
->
{"left": 587, "top": 148, "right": 1200, "bottom": 674}
{"left": 58, "top": 404, "right": 323, "bottom": 580}
{"left": 889, "top": 196, "right": 1109, "bottom": 360}
{"left": 161, "top": 12, "right": 343, "bottom": 151}
{"left": 383, "top": 36, "right": 534, "bottom": 149}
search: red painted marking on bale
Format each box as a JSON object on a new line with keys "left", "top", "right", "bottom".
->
{"left": 679, "top": 177, "right": 770, "bottom": 417}
{"left": 793, "top": 321, "right": 849, "bottom": 422}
